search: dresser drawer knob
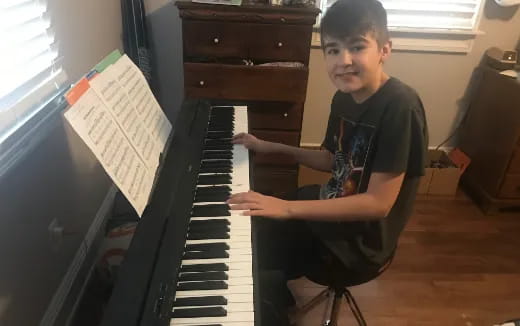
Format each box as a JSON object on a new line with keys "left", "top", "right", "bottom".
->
{"left": 277, "top": 42, "right": 283, "bottom": 48}
{"left": 213, "top": 37, "right": 219, "bottom": 44}
{"left": 199, "top": 80, "right": 205, "bottom": 86}
{"left": 280, "top": 17, "right": 286, "bottom": 23}
{"left": 283, "top": 112, "right": 288, "bottom": 118}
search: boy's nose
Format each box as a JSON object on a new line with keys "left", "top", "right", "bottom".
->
{"left": 337, "top": 50, "right": 353, "bottom": 66}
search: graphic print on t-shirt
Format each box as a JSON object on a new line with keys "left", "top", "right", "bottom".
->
{"left": 322, "top": 117, "right": 376, "bottom": 199}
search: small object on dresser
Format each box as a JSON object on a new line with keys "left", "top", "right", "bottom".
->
{"left": 282, "top": 0, "right": 315, "bottom": 6}
{"left": 192, "top": 0, "right": 242, "bottom": 5}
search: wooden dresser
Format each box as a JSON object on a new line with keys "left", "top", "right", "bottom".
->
{"left": 175, "top": 1, "right": 319, "bottom": 197}
{"left": 458, "top": 66, "right": 520, "bottom": 213}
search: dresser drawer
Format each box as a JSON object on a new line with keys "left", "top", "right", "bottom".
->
{"left": 183, "top": 21, "right": 248, "bottom": 58}
{"left": 507, "top": 149, "right": 520, "bottom": 174}
{"left": 250, "top": 129, "right": 299, "bottom": 166}
{"left": 499, "top": 174, "right": 520, "bottom": 198}
{"left": 248, "top": 102, "right": 303, "bottom": 131}
{"left": 253, "top": 166, "right": 297, "bottom": 197}
{"left": 248, "top": 23, "right": 312, "bottom": 62}
{"left": 184, "top": 63, "right": 308, "bottom": 102}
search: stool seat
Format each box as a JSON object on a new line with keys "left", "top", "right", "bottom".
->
{"left": 290, "top": 250, "right": 395, "bottom": 326}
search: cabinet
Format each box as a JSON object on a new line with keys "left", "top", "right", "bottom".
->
{"left": 176, "top": 1, "right": 319, "bottom": 197}
{"left": 458, "top": 67, "right": 520, "bottom": 213}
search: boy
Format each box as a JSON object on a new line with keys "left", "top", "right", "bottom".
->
{"left": 229, "top": 0, "right": 428, "bottom": 322}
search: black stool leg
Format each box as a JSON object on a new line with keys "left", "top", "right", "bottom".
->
{"left": 344, "top": 289, "right": 367, "bottom": 326}
{"left": 323, "top": 290, "right": 342, "bottom": 326}
{"left": 289, "top": 288, "right": 330, "bottom": 325}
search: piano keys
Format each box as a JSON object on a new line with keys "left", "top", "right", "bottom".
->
{"left": 171, "top": 106, "right": 254, "bottom": 325}
{"left": 100, "top": 100, "right": 261, "bottom": 326}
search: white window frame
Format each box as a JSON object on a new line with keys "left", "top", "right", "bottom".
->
{"left": 312, "top": 0, "right": 486, "bottom": 53}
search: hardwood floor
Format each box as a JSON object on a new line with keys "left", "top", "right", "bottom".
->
{"left": 293, "top": 169, "right": 520, "bottom": 325}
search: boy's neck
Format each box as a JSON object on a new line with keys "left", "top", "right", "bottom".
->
{"left": 351, "top": 71, "right": 390, "bottom": 104}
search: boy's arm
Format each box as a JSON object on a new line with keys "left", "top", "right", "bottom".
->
{"left": 233, "top": 133, "right": 334, "bottom": 172}
{"left": 228, "top": 171, "right": 405, "bottom": 221}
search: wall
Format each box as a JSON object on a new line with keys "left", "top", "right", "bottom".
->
{"left": 301, "top": 0, "right": 520, "bottom": 147}
{"left": 0, "top": 0, "right": 123, "bottom": 325}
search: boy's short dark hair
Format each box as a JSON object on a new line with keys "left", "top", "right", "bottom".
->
{"left": 320, "top": 0, "right": 389, "bottom": 48}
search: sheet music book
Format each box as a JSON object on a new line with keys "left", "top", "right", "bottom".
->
{"left": 110, "top": 55, "right": 172, "bottom": 151}
{"left": 89, "top": 65, "right": 162, "bottom": 170}
{"left": 63, "top": 53, "right": 173, "bottom": 216}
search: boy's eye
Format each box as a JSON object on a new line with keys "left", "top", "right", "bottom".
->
{"left": 351, "top": 45, "right": 365, "bottom": 52}
{"left": 327, "top": 48, "right": 339, "bottom": 55}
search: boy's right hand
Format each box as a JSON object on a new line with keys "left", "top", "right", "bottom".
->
{"left": 232, "top": 133, "right": 270, "bottom": 153}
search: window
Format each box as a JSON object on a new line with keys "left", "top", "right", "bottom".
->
{"left": 0, "top": 0, "right": 67, "bottom": 144}
{"left": 314, "top": 0, "right": 486, "bottom": 52}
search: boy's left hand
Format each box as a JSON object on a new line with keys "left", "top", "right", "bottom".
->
{"left": 227, "top": 191, "right": 291, "bottom": 219}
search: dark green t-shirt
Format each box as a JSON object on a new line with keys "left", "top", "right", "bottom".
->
{"left": 315, "top": 77, "right": 428, "bottom": 266}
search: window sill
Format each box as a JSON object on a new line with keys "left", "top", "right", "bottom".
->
{"left": 311, "top": 28, "right": 485, "bottom": 53}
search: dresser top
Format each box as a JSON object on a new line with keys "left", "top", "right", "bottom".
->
{"left": 175, "top": 0, "right": 320, "bottom": 21}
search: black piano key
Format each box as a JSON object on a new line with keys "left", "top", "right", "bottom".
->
{"left": 177, "top": 281, "right": 228, "bottom": 291}
{"left": 200, "top": 160, "right": 232, "bottom": 169}
{"left": 180, "top": 263, "right": 229, "bottom": 273}
{"left": 197, "top": 175, "right": 232, "bottom": 186}
{"left": 207, "top": 128, "right": 233, "bottom": 133}
{"left": 189, "top": 224, "right": 230, "bottom": 233}
{"left": 202, "top": 151, "right": 233, "bottom": 160}
{"left": 205, "top": 139, "right": 232, "bottom": 146}
{"left": 211, "top": 105, "right": 234, "bottom": 111}
{"left": 187, "top": 231, "right": 230, "bottom": 240}
{"left": 179, "top": 271, "right": 229, "bottom": 282}
{"left": 195, "top": 185, "right": 231, "bottom": 194}
{"left": 208, "top": 121, "right": 235, "bottom": 127}
{"left": 183, "top": 251, "right": 229, "bottom": 260}
{"left": 185, "top": 242, "right": 230, "bottom": 252}
{"left": 171, "top": 306, "right": 227, "bottom": 318}
{"left": 174, "top": 296, "right": 228, "bottom": 307}
{"left": 189, "top": 219, "right": 230, "bottom": 227}
{"left": 191, "top": 204, "right": 230, "bottom": 217}
{"left": 187, "top": 228, "right": 230, "bottom": 239}
{"left": 210, "top": 107, "right": 234, "bottom": 113}
{"left": 194, "top": 192, "right": 229, "bottom": 203}
{"left": 199, "top": 167, "right": 232, "bottom": 174}
{"left": 205, "top": 131, "right": 233, "bottom": 139}
{"left": 203, "top": 144, "right": 233, "bottom": 151}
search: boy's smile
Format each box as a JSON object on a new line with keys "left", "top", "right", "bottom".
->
{"left": 323, "top": 33, "right": 391, "bottom": 103}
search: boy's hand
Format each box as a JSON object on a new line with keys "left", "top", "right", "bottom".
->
{"left": 232, "top": 133, "right": 270, "bottom": 153}
{"left": 227, "top": 191, "right": 291, "bottom": 219}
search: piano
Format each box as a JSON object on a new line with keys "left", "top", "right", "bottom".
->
{"left": 100, "top": 99, "right": 261, "bottom": 326}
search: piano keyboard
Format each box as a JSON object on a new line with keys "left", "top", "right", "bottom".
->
{"left": 171, "top": 106, "right": 254, "bottom": 326}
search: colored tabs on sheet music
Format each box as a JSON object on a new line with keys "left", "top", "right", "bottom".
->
{"left": 95, "top": 49, "right": 123, "bottom": 73}
{"left": 65, "top": 78, "right": 90, "bottom": 105}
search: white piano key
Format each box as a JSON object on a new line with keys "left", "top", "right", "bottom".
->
{"left": 181, "top": 255, "right": 251, "bottom": 265}
{"left": 185, "top": 239, "right": 251, "bottom": 246}
{"left": 173, "top": 322, "right": 252, "bottom": 326}
{"left": 172, "top": 302, "right": 253, "bottom": 313}
{"left": 170, "top": 311, "right": 254, "bottom": 325}
{"left": 175, "top": 285, "right": 253, "bottom": 297}
{"left": 180, "top": 261, "right": 252, "bottom": 271}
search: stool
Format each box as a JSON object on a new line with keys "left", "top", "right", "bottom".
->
{"left": 289, "top": 250, "right": 394, "bottom": 326}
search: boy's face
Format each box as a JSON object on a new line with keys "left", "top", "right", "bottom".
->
{"left": 323, "top": 33, "right": 391, "bottom": 100}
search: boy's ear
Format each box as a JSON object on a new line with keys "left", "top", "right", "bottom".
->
{"left": 380, "top": 40, "right": 392, "bottom": 63}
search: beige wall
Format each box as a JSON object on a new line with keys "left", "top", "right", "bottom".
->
{"left": 47, "top": 0, "right": 123, "bottom": 83}
{"left": 302, "top": 0, "right": 520, "bottom": 147}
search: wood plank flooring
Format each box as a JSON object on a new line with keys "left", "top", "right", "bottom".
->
{"left": 292, "top": 170, "right": 520, "bottom": 325}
